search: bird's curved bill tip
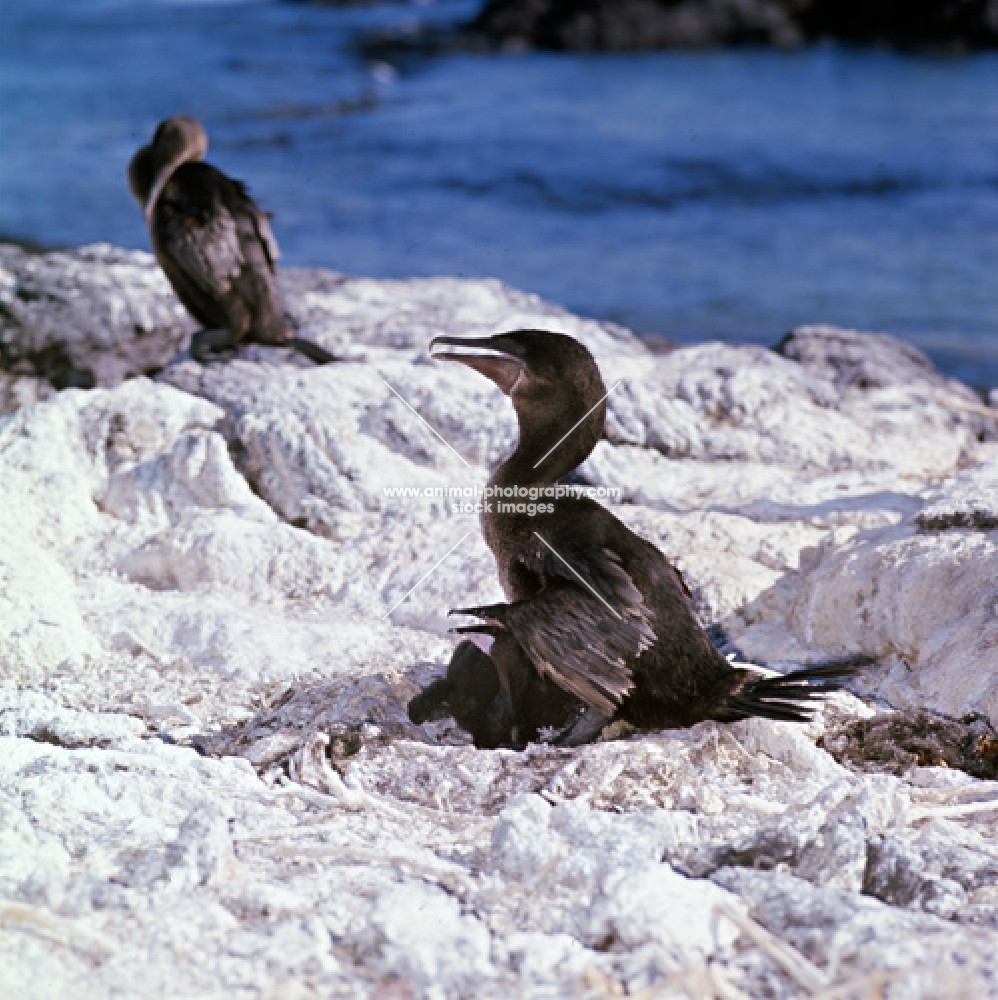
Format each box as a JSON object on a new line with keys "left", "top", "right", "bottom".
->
{"left": 428, "top": 336, "right": 523, "bottom": 395}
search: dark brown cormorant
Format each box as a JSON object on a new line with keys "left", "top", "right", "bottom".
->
{"left": 128, "top": 116, "right": 336, "bottom": 365}
{"left": 411, "top": 330, "right": 862, "bottom": 748}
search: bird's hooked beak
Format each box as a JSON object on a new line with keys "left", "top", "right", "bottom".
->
{"left": 429, "top": 335, "right": 525, "bottom": 396}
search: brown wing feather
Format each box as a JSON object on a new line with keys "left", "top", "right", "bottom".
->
{"left": 250, "top": 208, "right": 280, "bottom": 272}
{"left": 519, "top": 532, "right": 650, "bottom": 614}
{"left": 226, "top": 178, "right": 280, "bottom": 272}
{"left": 500, "top": 580, "right": 655, "bottom": 714}
{"left": 488, "top": 537, "right": 657, "bottom": 713}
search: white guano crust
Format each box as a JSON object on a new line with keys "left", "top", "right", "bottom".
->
{"left": 0, "top": 244, "right": 996, "bottom": 998}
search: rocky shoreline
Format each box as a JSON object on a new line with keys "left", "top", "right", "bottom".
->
{"left": 359, "top": 0, "right": 998, "bottom": 56}
{"left": 467, "top": 0, "right": 998, "bottom": 52}
{"left": 2, "top": 242, "right": 997, "bottom": 998}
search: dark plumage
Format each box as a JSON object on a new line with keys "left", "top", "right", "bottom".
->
{"left": 409, "top": 637, "right": 579, "bottom": 749}
{"left": 410, "top": 329, "right": 863, "bottom": 748}
{"left": 128, "top": 116, "right": 336, "bottom": 365}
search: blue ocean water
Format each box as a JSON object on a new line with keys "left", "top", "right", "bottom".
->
{"left": 2, "top": 1, "right": 997, "bottom": 385}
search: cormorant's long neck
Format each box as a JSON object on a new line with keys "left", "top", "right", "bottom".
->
{"left": 491, "top": 406, "right": 603, "bottom": 489}
{"left": 144, "top": 151, "right": 195, "bottom": 222}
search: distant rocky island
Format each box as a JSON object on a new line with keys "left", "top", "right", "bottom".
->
{"left": 468, "top": 0, "right": 998, "bottom": 50}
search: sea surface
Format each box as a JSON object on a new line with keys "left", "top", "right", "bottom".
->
{"left": 3, "top": 0, "right": 997, "bottom": 386}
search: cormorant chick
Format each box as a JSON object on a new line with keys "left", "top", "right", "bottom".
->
{"left": 411, "top": 330, "right": 863, "bottom": 747}
{"left": 409, "top": 637, "right": 580, "bottom": 749}
{"left": 128, "top": 116, "right": 336, "bottom": 365}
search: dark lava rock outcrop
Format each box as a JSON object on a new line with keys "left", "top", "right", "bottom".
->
{"left": 468, "top": 0, "right": 998, "bottom": 51}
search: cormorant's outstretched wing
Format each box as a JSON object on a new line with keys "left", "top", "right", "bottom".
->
{"left": 456, "top": 544, "right": 656, "bottom": 714}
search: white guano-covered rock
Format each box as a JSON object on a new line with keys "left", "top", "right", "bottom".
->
{"left": 1, "top": 244, "right": 997, "bottom": 999}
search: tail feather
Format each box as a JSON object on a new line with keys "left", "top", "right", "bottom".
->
{"left": 288, "top": 337, "right": 339, "bottom": 365}
{"left": 720, "top": 657, "right": 869, "bottom": 724}
{"left": 725, "top": 700, "right": 813, "bottom": 723}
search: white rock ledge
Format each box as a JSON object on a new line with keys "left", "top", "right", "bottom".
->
{"left": 1, "top": 244, "right": 997, "bottom": 998}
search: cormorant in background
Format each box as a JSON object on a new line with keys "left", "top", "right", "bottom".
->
{"left": 412, "top": 329, "right": 861, "bottom": 748}
{"left": 128, "top": 116, "right": 336, "bottom": 365}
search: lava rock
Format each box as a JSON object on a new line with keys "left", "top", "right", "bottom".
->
{"left": 468, "top": 0, "right": 998, "bottom": 51}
